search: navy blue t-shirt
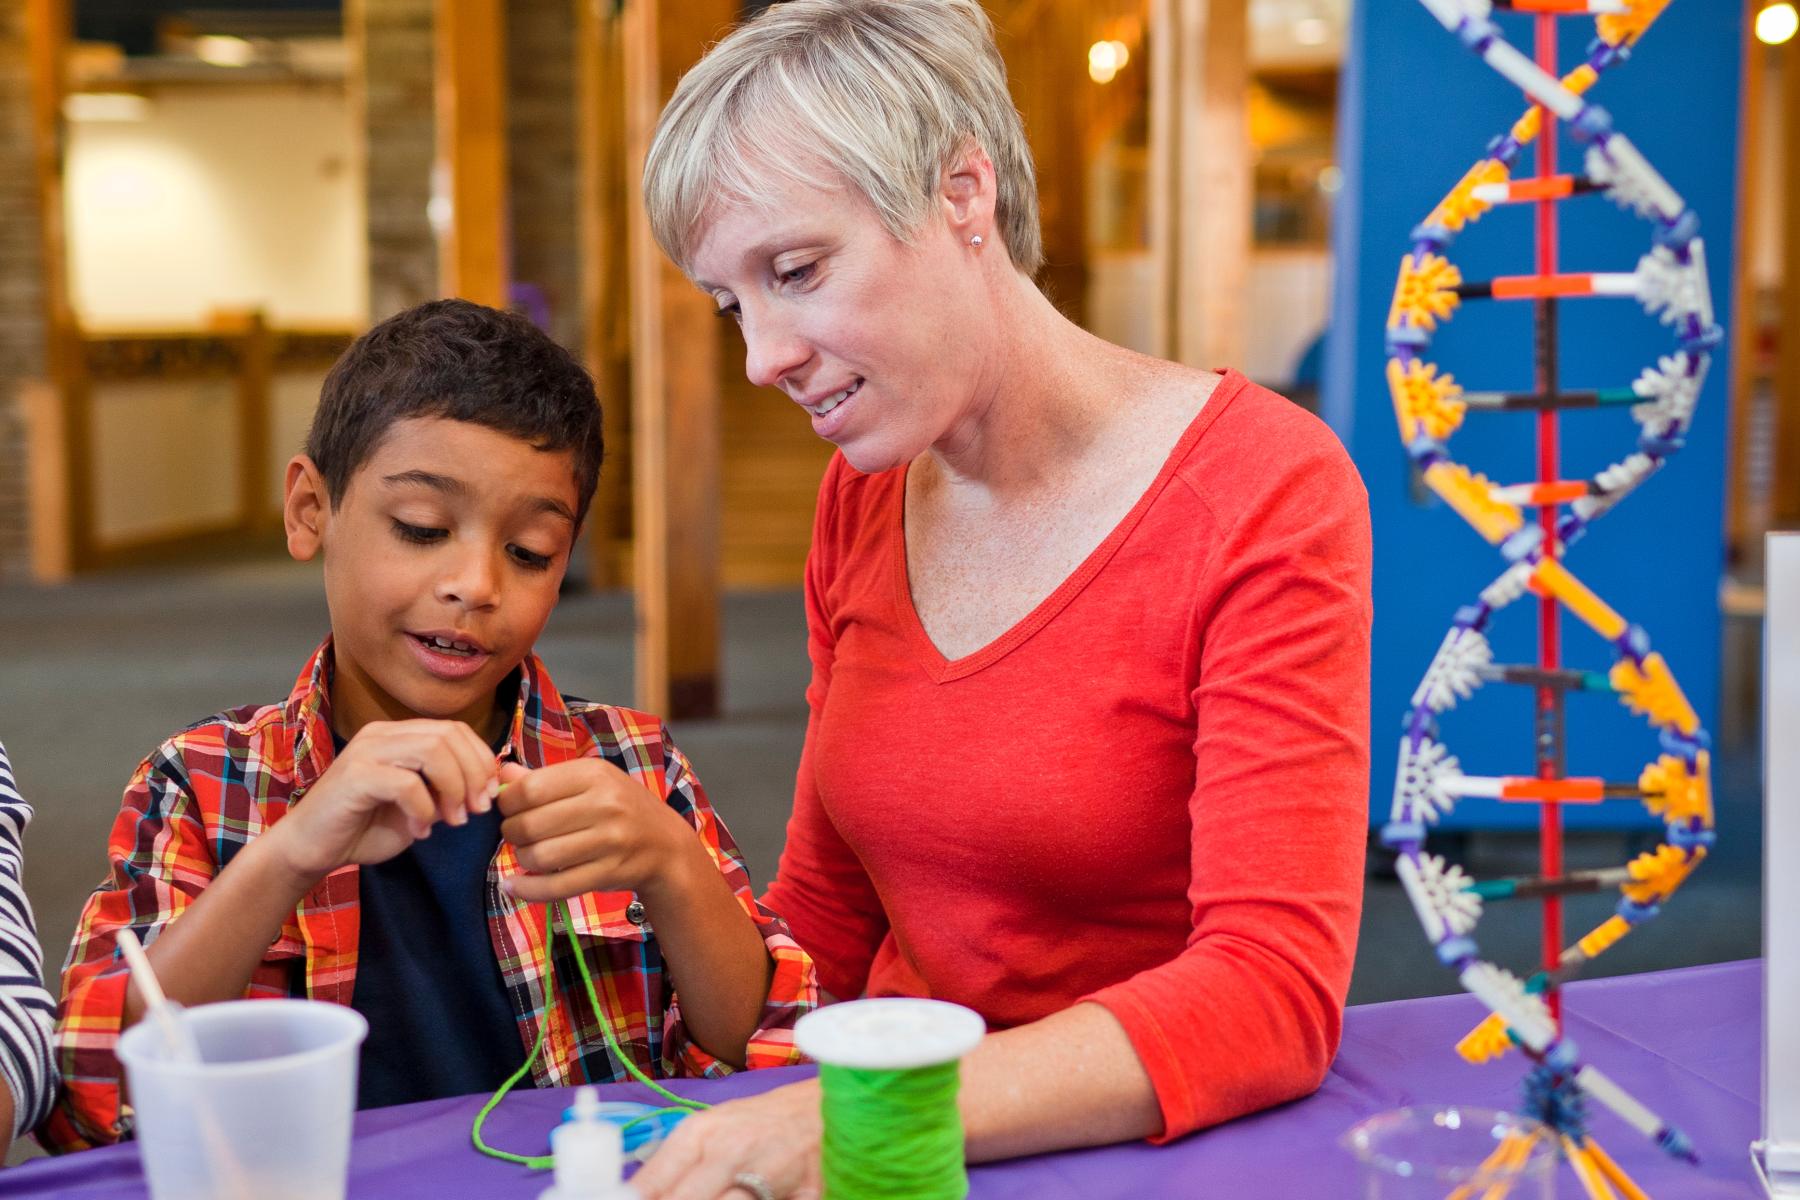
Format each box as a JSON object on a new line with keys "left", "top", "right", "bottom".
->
{"left": 333, "top": 730, "right": 525, "bottom": 1109}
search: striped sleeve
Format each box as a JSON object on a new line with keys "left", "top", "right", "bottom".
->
{"left": 0, "top": 741, "right": 57, "bottom": 1141}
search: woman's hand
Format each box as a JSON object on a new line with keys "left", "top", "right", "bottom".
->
{"left": 630, "top": 1080, "right": 823, "bottom": 1200}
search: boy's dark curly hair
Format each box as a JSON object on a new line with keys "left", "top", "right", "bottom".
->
{"left": 307, "top": 299, "right": 604, "bottom": 523}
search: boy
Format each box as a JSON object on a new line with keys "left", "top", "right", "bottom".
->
{"left": 47, "top": 299, "right": 815, "bottom": 1151}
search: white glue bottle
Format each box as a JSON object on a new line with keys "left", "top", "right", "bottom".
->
{"left": 538, "top": 1086, "right": 640, "bottom": 1200}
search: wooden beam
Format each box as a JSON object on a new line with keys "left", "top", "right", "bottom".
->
{"left": 1149, "top": 0, "right": 1250, "bottom": 368}
{"left": 578, "top": 0, "right": 633, "bottom": 589}
{"left": 1773, "top": 31, "right": 1800, "bottom": 529}
{"left": 434, "top": 0, "right": 510, "bottom": 307}
{"left": 1724, "top": 14, "right": 1763, "bottom": 566}
{"left": 622, "top": 0, "right": 732, "bottom": 718}
{"left": 22, "top": 0, "right": 84, "bottom": 578}
{"left": 236, "top": 311, "right": 276, "bottom": 532}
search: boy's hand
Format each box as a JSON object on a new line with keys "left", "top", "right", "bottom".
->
{"left": 496, "top": 759, "right": 700, "bottom": 904}
{"left": 267, "top": 719, "right": 499, "bottom": 882}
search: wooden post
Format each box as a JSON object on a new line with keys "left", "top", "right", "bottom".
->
{"left": 622, "top": 0, "right": 731, "bottom": 718}
{"left": 1148, "top": 0, "right": 1250, "bottom": 369}
{"left": 236, "top": 311, "right": 275, "bottom": 532}
{"left": 1773, "top": 32, "right": 1800, "bottom": 530}
{"left": 577, "top": 0, "right": 633, "bottom": 589}
{"left": 434, "top": 0, "right": 510, "bottom": 307}
{"left": 20, "top": 0, "right": 81, "bottom": 579}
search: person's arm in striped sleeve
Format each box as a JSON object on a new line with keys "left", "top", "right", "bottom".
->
{"left": 0, "top": 740, "right": 57, "bottom": 1155}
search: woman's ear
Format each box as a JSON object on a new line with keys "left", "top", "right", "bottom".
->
{"left": 939, "top": 138, "right": 998, "bottom": 241}
{"left": 283, "top": 455, "right": 331, "bottom": 562}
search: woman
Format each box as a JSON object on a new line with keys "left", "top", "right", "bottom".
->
{"left": 633, "top": 1, "right": 1372, "bottom": 1196}
{"left": 0, "top": 741, "right": 56, "bottom": 1156}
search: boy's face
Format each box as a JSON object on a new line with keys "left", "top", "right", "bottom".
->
{"left": 284, "top": 416, "right": 582, "bottom": 740}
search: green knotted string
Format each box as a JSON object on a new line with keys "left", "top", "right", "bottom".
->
{"left": 470, "top": 897, "right": 708, "bottom": 1168}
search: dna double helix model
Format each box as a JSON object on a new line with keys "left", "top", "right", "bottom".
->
{"left": 1382, "top": 0, "right": 1720, "bottom": 1193}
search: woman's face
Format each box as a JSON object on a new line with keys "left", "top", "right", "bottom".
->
{"left": 687, "top": 168, "right": 993, "bottom": 474}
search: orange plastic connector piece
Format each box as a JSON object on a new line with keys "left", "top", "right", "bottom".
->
{"left": 1611, "top": 652, "right": 1701, "bottom": 735}
{"left": 1578, "top": 914, "right": 1632, "bottom": 959}
{"left": 1457, "top": 1011, "right": 1516, "bottom": 1064}
{"left": 1491, "top": 273, "right": 1597, "bottom": 300}
{"left": 1584, "top": 1137, "right": 1652, "bottom": 1200}
{"left": 1621, "top": 842, "right": 1706, "bottom": 905}
{"left": 1639, "top": 750, "right": 1714, "bottom": 826}
{"left": 1388, "top": 253, "right": 1463, "bottom": 332}
{"left": 1499, "top": 776, "right": 1605, "bottom": 803}
{"left": 1429, "top": 159, "right": 1509, "bottom": 233}
{"left": 1564, "top": 1136, "right": 1623, "bottom": 1200}
{"left": 1598, "top": 0, "right": 1674, "bottom": 48}
{"left": 1388, "top": 359, "right": 1466, "bottom": 442}
{"left": 1425, "top": 462, "right": 1525, "bottom": 543}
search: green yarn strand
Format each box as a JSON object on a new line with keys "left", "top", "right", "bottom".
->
{"left": 470, "top": 897, "right": 706, "bottom": 1168}
{"left": 819, "top": 1061, "right": 968, "bottom": 1200}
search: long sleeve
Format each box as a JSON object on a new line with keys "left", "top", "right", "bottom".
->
{"left": 763, "top": 456, "right": 892, "bottom": 1001}
{"left": 0, "top": 742, "right": 55, "bottom": 1144}
{"left": 46, "top": 747, "right": 217, "bottom": 1152}
{"left": 1083, "top": 432, "right": 1373, "bottom": 1139}
{"left": 653, "top": 728, "right": 818, "bottom": 1075}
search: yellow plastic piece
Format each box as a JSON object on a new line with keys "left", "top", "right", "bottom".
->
{"left": 1530, "top": 558, "right": 1627, "bottom": 640}
{"left": 1584, "top": 1138, "right": 1651, "bottom": 1200}
{"left": 1508, "top": 65, "right": 1600, "bottom": 145}
{"left": 1621, "top": 842, "right": 1706, "bottom": 906}
{"left": 1426, "top": 462, "right": 1525, "bottom": 543}
{"left": 1429, "top": 159, "right": 1509, "bottom": 233}
{"left": 1387, "top": 252, "right": 1462, "bottom": 332}
{"left": 1610, "top": 651, "right": 1701, "bottom": 735}
{"left": 1564, "top": 1136, "right": 1621, "bottom": 1200}
{"left": 1578, "top": 914, "right": 1632, "bottom": 959}
{"left": 1639, "top": 751, "right": 1714, "bottom": 826}
{"left": 1599, "top": 0, "right": 1673, "bottom": 48}
{"left": 1447, "top": 1129, "right": 1540, "bottom": 1200}
{"left": 1388, "top": 358, "right": 1466, "bottom": 442}
{"left": 1563, "top": 64, "right": 1599, "bottom": 97}
{"left": 1456, "top": 1011, "right": 1516, "bottom": 1064}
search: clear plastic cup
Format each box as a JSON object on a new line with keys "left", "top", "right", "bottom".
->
{"left": 116, "top": 998, "right": 368, "bottom": 1200}
{"left": 1342, "top": 1106, "right": 1558, "bottom": 1199}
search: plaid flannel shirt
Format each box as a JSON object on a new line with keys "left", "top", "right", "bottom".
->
{"left": 47, "top": 638, "right": 816, "bottom": 1152}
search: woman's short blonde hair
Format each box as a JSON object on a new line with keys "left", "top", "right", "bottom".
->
{"left": 643, "top": 0, "right": 1042, "bottom": 276}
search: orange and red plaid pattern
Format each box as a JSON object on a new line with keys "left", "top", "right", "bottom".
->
{"left": 46, "top": 638, "right": 816, "bottom": 1152}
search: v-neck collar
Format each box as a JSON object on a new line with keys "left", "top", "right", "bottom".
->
{"left": 890, "top": 369, "right": 1245, "bottom": 683}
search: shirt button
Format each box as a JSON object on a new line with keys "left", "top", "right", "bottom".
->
{"left": 626, "top": 899, "right": 647, "bottom": 926}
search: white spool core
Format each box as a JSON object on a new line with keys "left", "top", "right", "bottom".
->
{"left": 797, "top": 998, "right": 986, "bottom": 1070}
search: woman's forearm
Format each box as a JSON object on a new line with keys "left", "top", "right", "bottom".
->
{"left": 959, "top": 1001, "right": 1162, "bottom": 1161}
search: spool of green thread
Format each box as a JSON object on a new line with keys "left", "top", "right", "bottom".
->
{"left": 796, "top": 998, "right": 986, "bottom": 1199}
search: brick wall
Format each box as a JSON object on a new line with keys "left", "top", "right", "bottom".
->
{"left": 506, "top": 0, "right": 580, "bottom": 352}
{"left": 355, "top": 0, "right": 438, "bottom": 322}
{"left": 0, "top": 5, "right": 47, "bottom": 581}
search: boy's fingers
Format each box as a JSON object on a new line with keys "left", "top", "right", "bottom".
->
{"left": 512, "top": 830, "right": 597, "bottom": 876}
{"left": 500, "top": 799, "right": 598, "bottom": 849}
{"left": 398, "top": 738, "right": 473, "bottom": 828}
{"left": 495, "top": 759, "right": 596, "bottom": 814}
{"left": 446, "top": 721, "right": 501, "bottom": 813}
{"left": 503, "top": 866, "right": 599, "bottom": 904}
{"left": 371, "top": 764, "right": 438, "bottom": 839}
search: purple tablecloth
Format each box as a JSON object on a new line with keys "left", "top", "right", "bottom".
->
{"left": 4, "top": 960, "right": 1763, "bottom": 1197}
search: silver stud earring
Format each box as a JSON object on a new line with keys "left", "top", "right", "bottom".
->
{"left": 970, "top": 234, "right": 984, "bottom": 248}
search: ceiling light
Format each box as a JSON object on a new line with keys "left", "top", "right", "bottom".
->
{"left": 194, "top": 35, "right": 255, "bottom": 67}
{"left": 1756, "top": 2, "right": 1798, "bottom": 44}
{"left": 63, "top": 92, "right": 150, "bottom": 122}
{"left": 1088, "top": 40, "right": 1123, "bottom": 84}
{"left": 1294, "top": 16, "right": 1330, "bottom": 45}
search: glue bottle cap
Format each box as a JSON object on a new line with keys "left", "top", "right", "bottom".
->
{"left": 539, "top": 1086, "right": 634, "bottom": 1200}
